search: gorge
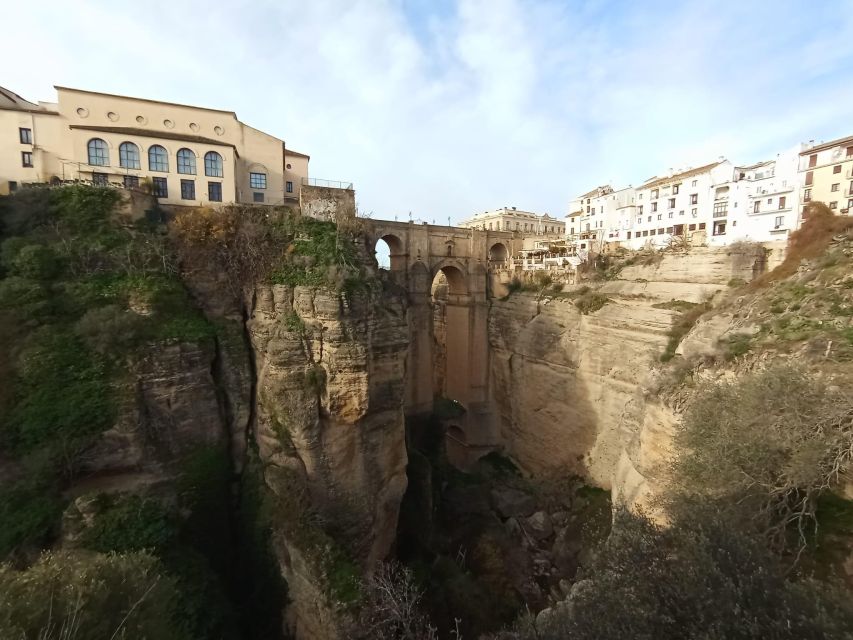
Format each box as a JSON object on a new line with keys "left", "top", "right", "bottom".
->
{"left": 1, "top": 186, "right": 853, "bottom": 640}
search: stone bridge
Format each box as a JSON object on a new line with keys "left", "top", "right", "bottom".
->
{"left": 363, "top": 219, "right": 522, "bottom": 465}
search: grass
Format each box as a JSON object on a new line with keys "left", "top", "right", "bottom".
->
{"left": 660, "top": 301, "right": 712, "bottom": 362}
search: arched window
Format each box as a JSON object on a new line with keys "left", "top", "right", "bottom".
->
{"left": 118, "top": 142, "right": 140, "bottom": 169}
{"left": 204, "top": 151, "right": 223, "bottom": 177}
{"left": 148, "top": 145, "right": 169, "bottom": 172}
{"left": 176, "top": 148, "right": 196, "bottom": 174}
{"left": 87, "top": 138, "right": 109, "bottom": 166}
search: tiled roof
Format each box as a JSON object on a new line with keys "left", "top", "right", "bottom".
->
{"left": 801, "top": 134, "right": 853, "bottom": 155}
{"left": 639, "top": 161, "right": 722, "bottom": 190}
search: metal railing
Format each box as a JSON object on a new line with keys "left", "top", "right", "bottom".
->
{"left": 301, "top": 177, "right": 353, "bottom": 190}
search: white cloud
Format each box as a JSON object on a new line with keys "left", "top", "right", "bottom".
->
{"left": 3, "top": 0, "right": 853, "bottom": 221}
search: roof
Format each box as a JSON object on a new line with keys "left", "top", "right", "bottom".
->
{"left": 286, "top": 149, "right": 310, "bottom": 159}
{"left": 736, "top": 159, "right": 773, "bottom": 171}
{"left": 639, "top": 161, "right": 723, "bottom": 190}
{"left": 801, "top": 134, "right": 853, "bottom": 155}
{"left": 68, "top": 125, "right": 239, "bottom": 156}
{"left": 0, "top": 86, "right": 58, "bottom": 114}
{"left": 577, "top": 185, "right": 612, "bottom": 199}
{"left": 55, "top": 85, "right": 238, "bottom": 116}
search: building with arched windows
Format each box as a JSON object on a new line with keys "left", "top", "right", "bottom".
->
{"left": 0, "top": 85, "right": 310, "bottom": 206}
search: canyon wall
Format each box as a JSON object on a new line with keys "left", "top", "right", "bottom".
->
{"left": 488, "top": 247, "right": 765, "bottom": 494}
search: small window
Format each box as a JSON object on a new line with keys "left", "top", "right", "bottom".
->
{"left": 658, "top": 227, "right": 665, "bottom": 234}
{"left": 830, "top": 201, "right": 838, "bottom": 210}
{"left": 775, "top": 215, "right": 784, "bottom": 228}
{"left": 668, "top": 212, "right": 673, "bottom": 218}
{"left": 688, "top": 223, "right": 696, "bottom": 231}
{"left": 673, "top": 184, "right": 679, "bottom": 194}
{"left": 250, "top": 172, "right": 267, "bottom": 189}
{"left": 208, "top": 182, "right": 222, "bottom": 202}
{"left": 642, "top": 230, "right": 648, "bottom": 237}
{"left": 834, "top": 165, "right": 842, "bottom": 174}
{"left": 778, "top": 196, "right": 786, "bottom": 209}
{"left": 754, "top": 201, "right": 760, "bottom": 213}
{"left": 805, "top": 171, "right": 814, "bottom": 186}
{"left": 651, "top": 202, "right": 658, "bottom": 212}
{"left": 808, "top": 154, "right": 817, "bottom": 168}
{"left": 92, "top": 172, "right": 108, "bottom": 186}
{"left": 699, "top": 223, "right": 707, "bottom": 230}
{"left": 286, "top": 181, "right": 293, "bottom": 193}
{"left": 253, "top": 192, "right": 264, "bottom": 203}
{"left": 831, "top": 183, "right": 840, "bottom": 192}
{"left": 21, "top": 151, "right": 33, "bottom": 167}
{"left": 119, "top": 142, "right": 141, "bottom": 169}
{"left": 847, "top": 146, "right": 853, "bottom": 157}
{"left": 19, "top": 128, "right": 32, "bottom": 144}
{"left": 691, "top": 180, "right": 697, "bottom": 187}
{"left": 177, "top": 148, "right": 196, "bottom": 175}
{"left": 87, "top": 138, "right": 109, "bottom": 166}
{"left": 204, "top": 151, "right": 223, "bottom": 177}
{"left": 657, "top": 214, "right": 662, "bottom": 220}
{"left": 690, "top": 194, "right": 698, "bottom": 204}
{"left": 638, "top": 205, "right": 643, "bottom": 214}
{"left": 668, "top": 198, "right": 675, "bottom": 208}
{"left": 123, "top": 175, "right": 139, "bottom": 189}
{"left": 181, "top": 179, "right": 195, "bottom": 200}
{"left": 652, "top": 189, "right": 659, "bottom": 199}
{"left": 627, "top": 231, "right": 632, "bottom": 239}
{"left": 152, "top": 177, "right": 168, "bottom": 198}
{"left": 691, "top": 207, "right": 697, "bottom": 216}
{"left": 149, "top": 145, "right": 169, "bottom": 172}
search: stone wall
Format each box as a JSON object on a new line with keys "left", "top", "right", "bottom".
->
{"left": 300, "top": 184, "right": 356, "bottom": 222}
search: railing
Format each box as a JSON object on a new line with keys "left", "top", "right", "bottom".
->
{"left": 713, "top": 210, "right": 727, "bottom": 218}
{"left": 301, "top": 177, "right": 354, "bottom": 190}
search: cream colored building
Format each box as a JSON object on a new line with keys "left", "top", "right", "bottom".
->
{"left": 0, "top": 85, "right": 309, "bottom": 206}
{"left": 458, "top": 206, "right": 565, "bottom": 236}
{"left": 798, "top": 135, "right": 853, "bottom": 220}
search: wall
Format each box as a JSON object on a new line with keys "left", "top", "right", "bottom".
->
{"left": 300, "top": 184, "right": 356, "bottom": 221}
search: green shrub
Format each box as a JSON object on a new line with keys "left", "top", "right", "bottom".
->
{"left": 7, "top": 244, "right": 59, "bottom": 280}
{"left": 728, "top": 277, "right": 747, "bottom": 287}
{"left": 660, "top": 301, "right": 711, "bottom": 362}
{"left": 722, "top": 332, "right": 753, "bottom": 360}
{"left": 0, "top": 472, "right": 63, "bottom": 557}
{"left": 0, "top": 550, "right": 189, "bottom": 640}
{"left": 651, "top": 299, "right": 698, "bottom": 312}
{"left": 574, "top": 291, "right": 609, "bottom": 315}
{"left": 81, "top": 495, "right": 177, "bottom": 554}
{"left": 74, "top": 304, "right": 144, "bottom": 354}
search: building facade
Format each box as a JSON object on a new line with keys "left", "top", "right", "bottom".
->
{"left": 458, "top": 206, "right": 564, "bottom": 236}
{"left": 0, "top": 85, "right": 309, "bottom": 206}
{"left": 798, "top": 136, "right": 853, "bottom": 220}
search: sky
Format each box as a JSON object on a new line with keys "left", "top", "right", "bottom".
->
{"left": 4, "top": 0, "right": 853, "bottom": 225}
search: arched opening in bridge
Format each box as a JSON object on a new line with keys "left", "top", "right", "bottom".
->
{"left": 431, "top": 264, "right": 469, "bottom": 410}
{"left": 374, "top": 234, "right": 405, "bottom": 271}
{"left": 488, "top": 242, "right": 509, "bottom": 266}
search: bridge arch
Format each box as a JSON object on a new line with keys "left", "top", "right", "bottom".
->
{"left": 431, "top": 262, "right": 468, "bottom": 296}
{"left": 374, "top": 233, "right": 406, "bottom": 271}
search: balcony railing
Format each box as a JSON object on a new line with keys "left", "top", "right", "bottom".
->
{"left": 301, "top": 177, "right": 354, "bottom": 190}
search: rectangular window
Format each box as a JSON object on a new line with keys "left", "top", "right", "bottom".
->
{"left": 208, "top": 182, "right": 222, "bottom": 202}
{"left": 849, "top": 199, "right": 853, "bottom": 210}
{"left": 591, "top": 207, "right": 595, "bottom": 214}
{"left": 691, "top": 207, "right": 697, "bottom": 216}
{"left": 250, "top": 172, "right": 267, "bottom": 189}
{"left": 652, "top": 189, "right": 659, "bottom": 199}
{"left": 778, "top": 196, "right": 786, "bottom": 209}
{"left": 153, "top": 177, "right": 168, "bottom": 198}
{"left": 808, "top": 154, "right": 817, "bottom": 168}
{"left": 666, "top": 226, "right": 673, "bottom": 234}
{"left": 638, "top": 205, "right": 644, "bottom": 214}
{"left": 637, "top": 217, "right": 642, "bottom": 224}
{"left": 650, "top": 229, "right": 656, "bottom": 236}
{"left": 657, "top": 213, "right": 662, "bottom": 220}
{"left": 754, "top": 201, "right": 760, "bottom": 213}
{"left": 699, "top": 223, "right": 706, "bottom": 230}
{"left": 847, "top": 146, "right": 853, "bottom": 157}
{"left": 668, "top": 198, "right": 675, "bottom": 208}
{"left": 253, "top": 192, "right": 265, "bottom": 203}
{"left": 689, "top": 223, "right": 696, "bottom": 231}
{"left": 92, "top": 172, "right": 108, "bottom": 186}
{"left": 19, "top": 128, "right": 32, "bottom": 144}
{"left": 690, "top": 194, "right": 698, "bottom": 204}
{"left": 834, "top": 165, "right": 842, "bottom": 174}
{"left": 21, "top": 151, "right": 33, "bottom": 167}
{"left": 830, "top": 201, "right": 838, "bottom": 210}
{"left": 668, "top": 212, "right": 673, "bottom": 219}
{"left": 286, "top": 181, "right": 293, "bottom": 193}
{"left": 123, "top": 175, "right": 139, "bottom": 189}
{"left": 642, "top": 230, "right": 648, "bottom": 237}
{"left": 651, "top": 202, "right": 658, "bottom": 212}
{"left": 805, "top": 171, "right": 814, "bottom": 186}
{"left": 673, "top": 185, "right": 680, "bottom": 194}
{"left": 647, "top": 216, "right": 652, "bottom": 222}
{"left": 658, "top": 227, "right": 665, "bottom": 234}
{"left": 831, "top": 183, "right": 840, "bottom": 192}
{"left": 691, "top": 180, "right": 698, "bottom": 187}
{"left": 804, "top": 188, "right": 812, "bottom": 201}
{"left": 775, "top": 215, "right": 784, "bottom": 228}
{"left": 181, "top": 179, "right": 195, "bottom": 200}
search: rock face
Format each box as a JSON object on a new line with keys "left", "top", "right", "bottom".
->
{"left": 488, "top": 247, "right": 760, "bottom": 492}
{"left": 248, "top": 282, "right": 409, "bottom": 639}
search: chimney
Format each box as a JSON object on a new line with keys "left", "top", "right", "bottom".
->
{"left": 511, "top": 206, "right": 516, "bottom": 210}
{"left": 668, "top": 167, "right": 674, "bottom": 177}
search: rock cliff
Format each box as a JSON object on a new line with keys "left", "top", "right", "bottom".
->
{"left": 488, "top": 246, "right": 765, "bottom": 493}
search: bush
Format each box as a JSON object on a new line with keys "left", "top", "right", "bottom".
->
{"left": 81, "top": 495, "right": 177, "bottom": 554}
{"left": 660, "top": 300, "right": 712, "bottom": 362}
{"left": 0, "top": 550, "right": 188, "bottom": 640}
{"left": 513, "top": 509, "right": 853, "bottom": 640}
{"left": 7, "top": 244, "right": 59, "bottom": 280}
{"left": 673, "top": 365, "right": 853, "bottom": 549}
{"left": 574, "top": 291, "right": 609, "bottom": 315}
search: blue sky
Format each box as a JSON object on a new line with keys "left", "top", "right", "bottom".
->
{"left": 4, "top": 0, "right": 853, "bottom": 224}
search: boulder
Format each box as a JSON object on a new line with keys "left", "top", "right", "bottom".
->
{"left": 524, "top": 511, "right": 554, "bottom": 540}
{"left": 490, "top": 486, "right": 536, "bottom": 519}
